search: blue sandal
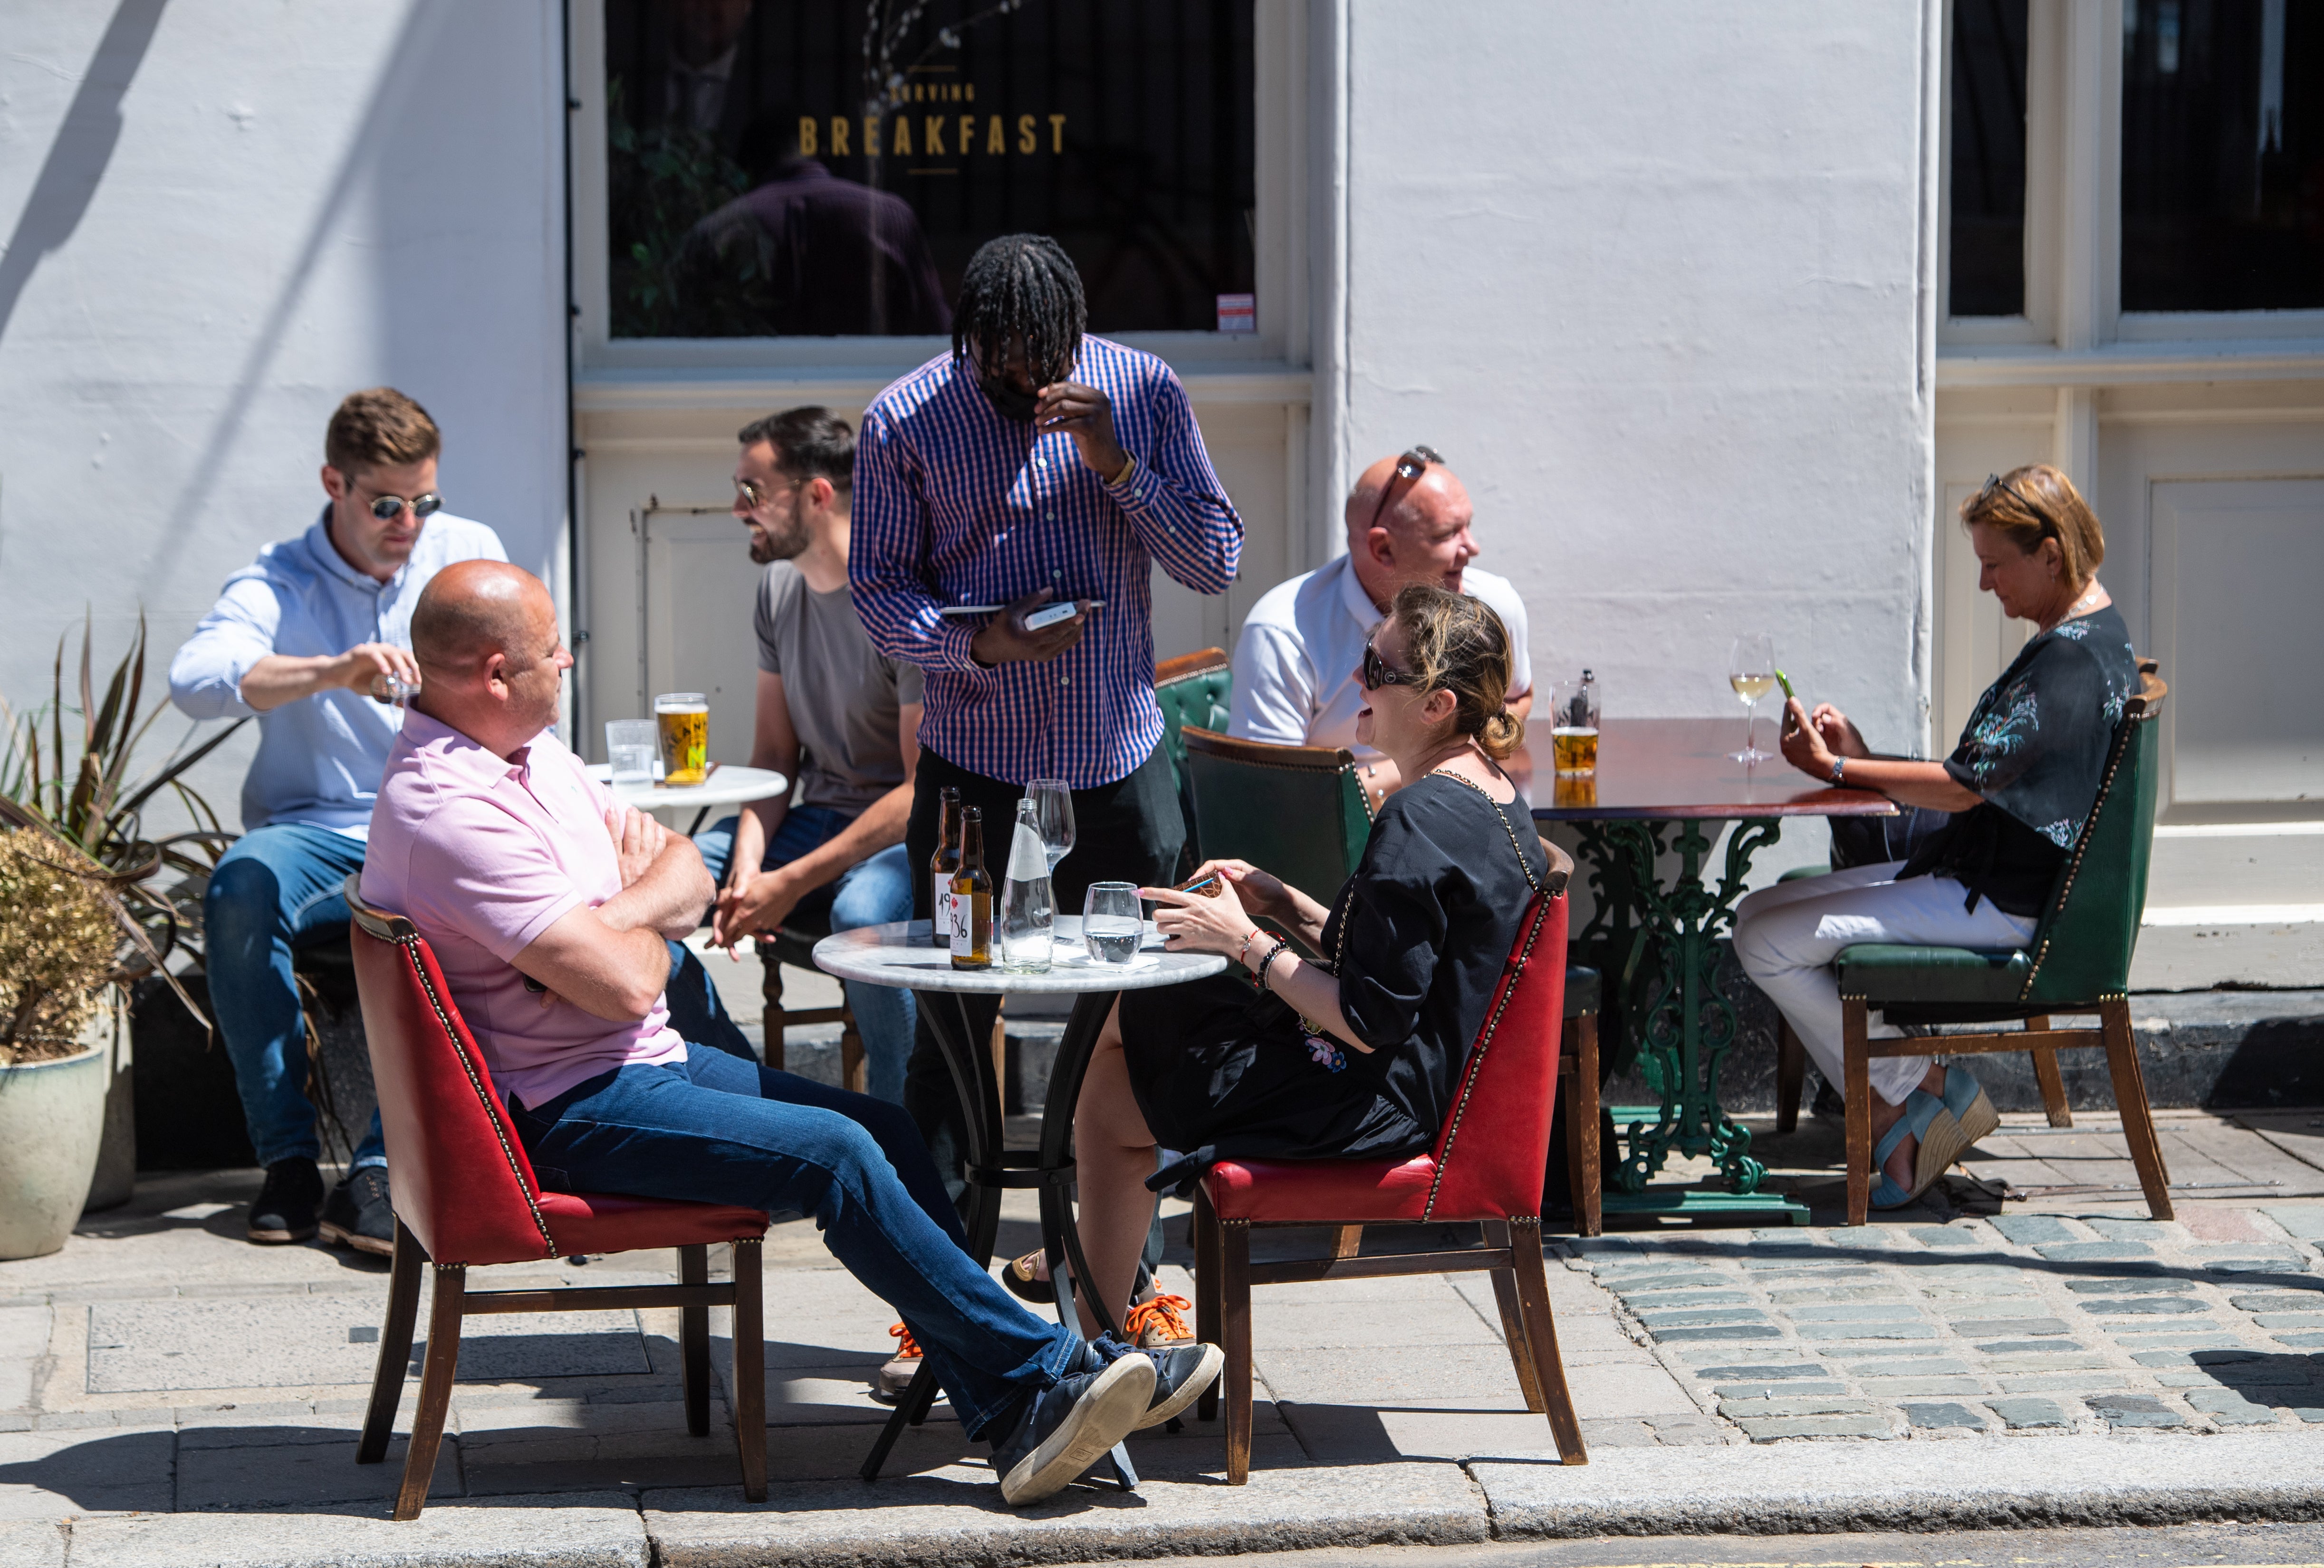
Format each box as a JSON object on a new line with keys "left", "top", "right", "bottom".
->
{"left": 1938, "top": 1064, "right": 2001, "bottom": 1147}
{"left": 1868, "top": 1088, "right": 1949, "bottom": 1210}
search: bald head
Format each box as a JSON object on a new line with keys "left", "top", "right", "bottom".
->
{"left": 1344, "top": 453, "right": 1479, "bottom": 607}
{"left": 411, "top": 561, "right": 570, "bottom": 756}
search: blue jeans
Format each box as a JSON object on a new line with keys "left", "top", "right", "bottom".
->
{"left": 697, "top": 808, "right": 916, "bottom": 1105}
{"left": 204, "top": 824, "right": 386, "bottom": 1170}
{"left": 506, "top": 1044, "right": 1075, "bottom": 1440}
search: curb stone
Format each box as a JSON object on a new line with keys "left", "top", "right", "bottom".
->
{"left": 1470, "top": 1431, "right": 2324, "bottom": 1538}
{"left": 57, "top": 1494, "right": 649, "bottom": 1568}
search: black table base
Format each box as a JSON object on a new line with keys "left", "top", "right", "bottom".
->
{"left": 859, "top": 984, "right": 1138, "bottom": 1489}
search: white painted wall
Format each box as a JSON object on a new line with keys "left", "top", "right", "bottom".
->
{"left": 0, "top": 0, "right": 567, "bottom": 830}
{"left": 1329, "top": 1, "right": 1939, "bottom": 759}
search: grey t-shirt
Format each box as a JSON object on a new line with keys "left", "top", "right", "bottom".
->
{"left": 754, "top": 563, "right": 923, "bottom": 816}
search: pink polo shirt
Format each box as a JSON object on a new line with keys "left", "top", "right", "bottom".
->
{"left": 361, "top": 710, "right": 688, "bottom": 1109}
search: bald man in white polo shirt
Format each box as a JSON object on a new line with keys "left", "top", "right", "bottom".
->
{"left": 1229, "top": 447, "right": 1533, "bottom": 805}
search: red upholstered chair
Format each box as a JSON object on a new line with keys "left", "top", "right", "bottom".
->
{"left": 1193, "top": 889, "right": 1590, "bottom": 1483}
{"left": 342, "top": 877, "right": 772, "bottom": 1520}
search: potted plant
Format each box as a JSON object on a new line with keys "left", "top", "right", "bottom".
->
{"left": 0, "top": 616, "right": 240, "bottom": 1255}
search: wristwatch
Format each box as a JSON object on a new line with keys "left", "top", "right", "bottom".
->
{"left": 1829, "top": 755, "right": 1847, "bottom": 787}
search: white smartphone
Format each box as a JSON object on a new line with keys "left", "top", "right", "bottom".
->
{"left": 1022, "top": 601, "right": 1083, "bottom": 632}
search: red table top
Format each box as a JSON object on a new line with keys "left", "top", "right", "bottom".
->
{"left": 1521, "top": 718, "right": 1899, "bottom": 822}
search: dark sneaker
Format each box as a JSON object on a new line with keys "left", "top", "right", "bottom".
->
{"left": 247, "top": 1156, "right": 323, "bottom": 1244}
{"left": 319, "top": 1167, "right": 395, "bottom": 1257}
{"left": 989, "top": 1341, "right": 1155, "bottom": 1506}
{"left": 1133, "top": 1340, "right": 1224, "bottom": 1430}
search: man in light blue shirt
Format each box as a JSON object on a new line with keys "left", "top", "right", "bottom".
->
{"left": 170, "top": 388, "right": 506, "bottom": 1252}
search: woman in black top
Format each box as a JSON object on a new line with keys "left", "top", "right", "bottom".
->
{"left": 1735, "top": 464, "right": 2140, "bottom": 1209}
{"left": 1061, "top": 585, "right": 1551, "bottom": 1337}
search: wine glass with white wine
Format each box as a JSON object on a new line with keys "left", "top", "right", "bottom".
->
{"left": 1729, "top": 633, "right": 1778, "bottom": 765}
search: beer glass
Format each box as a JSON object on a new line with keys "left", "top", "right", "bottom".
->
{"left": 1547, "top": 678, "right": 1599, "bottom": 775}
{"left": 1728, "top": 634, "right": 1777, "bottom": 765}
{"left": 605, "top": 720, "right": 658, "bottom": 787}
{"left": 1082, "top": 882, "right": 1143, "bottom": 965}
{"left": 654, "top": 693, "right": 709, "bottom": 785}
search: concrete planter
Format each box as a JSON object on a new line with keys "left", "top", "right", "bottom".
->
{"left": 0, "top": 1030, "right": 111, "bottom": 1260}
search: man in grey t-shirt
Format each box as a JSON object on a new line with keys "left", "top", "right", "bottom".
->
{"left": 698, "top": 408, "right": 921, "bottom": 1107}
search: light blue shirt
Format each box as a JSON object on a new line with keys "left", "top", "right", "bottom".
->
{"left": 168, "top": 510, "right": 508, "bottom": 837}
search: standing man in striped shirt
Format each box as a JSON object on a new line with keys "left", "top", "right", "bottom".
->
{"left": 852, "top": 234, "right": 1243, "bottom": 1197}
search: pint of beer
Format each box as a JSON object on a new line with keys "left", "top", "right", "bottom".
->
{"left": 1551, "top": 727, "right": 1599, "bottom": 775}
{"left": 1546, "top": 674, "right": 1601, "bottom": 776}
{"left": 654, "top": 693, "right": 709, "bottom": 785}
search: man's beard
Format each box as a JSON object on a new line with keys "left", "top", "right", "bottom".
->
{"left": 747, "top": 499, "right": 810, "bottom": 564}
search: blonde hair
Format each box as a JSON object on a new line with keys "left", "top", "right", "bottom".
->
{"left": 1387, "top": 583, "right": 1525, "bottom": 761}
{"left": 1961, "top": 463, "right": 2106, "bottom": 588}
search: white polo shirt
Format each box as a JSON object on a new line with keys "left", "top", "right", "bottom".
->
{"left": 1227, "top": 554, "right": 1532, "bottom": 764}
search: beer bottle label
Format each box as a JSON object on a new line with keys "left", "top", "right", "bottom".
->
{"left": 933, "top": 874, "right": 953, "bottom": 944}
{"left": 949, "top": 888, "right": 971, "bottom": 957}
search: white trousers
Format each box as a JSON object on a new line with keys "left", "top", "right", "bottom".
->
{"left": 1732, "top": 861, "right": 2038, "bottom": 1107}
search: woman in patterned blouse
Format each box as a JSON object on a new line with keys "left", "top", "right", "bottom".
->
{"left": 1737, "top": 465, "right": 2140, "bottom": 1209}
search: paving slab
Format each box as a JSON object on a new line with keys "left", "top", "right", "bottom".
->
{"left": 60, "top": 1493, "right": 648, "bottom": 1568}
{"left": 640, "top": 1456, "right": 1488, "bottom": 1568}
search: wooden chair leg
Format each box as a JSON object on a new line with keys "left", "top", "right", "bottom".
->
{"left": 731, "top": 1238, "right": 767, "bottom": 1501}
{"left": 1843, "top": 997, "right": 1873, "bottom": 1227}
{"left": 759, "top": 945, "right": 787, "bottom": 1072}
{"left": 2027, "top": 1016, "right": 2072, "bottom": 1127}
{"left": 395, "top": 1264, "right": 464, "bottom": 1520}
{"left": 1330, "top": 1225, "right": 1363, "bottom": 1259}
{"left": 989, "top": 1005, "right": 1008, "bottom": 1110}
{"left": 357, "top": 1219, "right": 425, "bottom": 1465}
{"left": 1572, "top": 1012, "right": 1602, "bottom": 1238}
{"left": 2100, "top": 996, "right": 2175, "bottom": 1222}
{"left": 1485, "top": 1222, "right": 1547, "bottom": 1412}
{"left": 1508, "top": 1219, "right": 1587, "bottom": 1464}
{"left": 1194, "top": 1188, "right": 1222, "bottom": 1422}
{"left": 840, "top": 999, "right": 866, "bottom": 1095}
{"left": 1221, "top": 1217, "right": 1253, "bottom": 1485}
{"left": 680, "top": 1244, "right": 711, "bottom": 1437}
{"left": 1775, "top": 1018, "right": 1805, "bottom": 1135}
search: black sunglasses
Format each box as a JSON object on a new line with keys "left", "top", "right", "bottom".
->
{"left": 1365, "top": 445, "right": 1444, "bottom": 533}
{"left": 1978, "top": 473, "right": 2057, "bottom": 539}
{"left": 1361, "top": 639, "right": 1425, "bottom": 692}
{"left": 363, "top": 488, "right": 442, "bottom": 522}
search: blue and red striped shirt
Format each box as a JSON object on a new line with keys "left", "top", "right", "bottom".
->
{"left": 851, "top": 337, "right": 1243, "bottom": 787}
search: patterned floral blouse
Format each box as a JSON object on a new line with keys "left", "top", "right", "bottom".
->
{"left": 1901, "top": 603, "right": 2140, "bottom": 916}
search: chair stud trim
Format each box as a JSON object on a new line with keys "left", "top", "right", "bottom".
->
{"left": 1421, "top": 895, "right": 1550, "bottom": 1223}
{"left": 2017, "top": 701, "right": 2155, "bottom": 1003}
{"left": 395, "top": 933, "right": 558, "bottom": 1259}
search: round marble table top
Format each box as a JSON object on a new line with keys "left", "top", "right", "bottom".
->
{"left": 583, "top": 762, "right": 787, "bottom": 812}
{"left": 813, "top": 917, "right": 1227, "bottom": 995}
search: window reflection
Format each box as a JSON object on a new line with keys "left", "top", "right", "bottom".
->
{"left": 1950, "top": 0, "right": 2030, "bottom": 318}
{"left": 2123, "top": 0, "right": 2324, "bottom": 312}
{"left": 605, "top": 0, "right": 1257, "bottom": 339}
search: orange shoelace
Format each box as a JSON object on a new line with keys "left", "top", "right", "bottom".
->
{"left": 1123, "top": 1293, "right": 1192, "bottom": 1343}
{"left": 888, "top": 1321, "right": 922, "bottom": 1359}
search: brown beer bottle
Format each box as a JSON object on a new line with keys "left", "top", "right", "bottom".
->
{"left": 949, "top": 807, "right": 993, "bottom": 971}
{"left": 929, "top": 787, "right": 962, "bottom": 948}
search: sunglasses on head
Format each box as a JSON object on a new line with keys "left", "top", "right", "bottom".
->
{"left": 1361, "top": 639, "right": 1425, "bottom": 693}
{"left": 361, "top": 488, "right": 441, "bottom": 522}
{"left": 1978, "top": 472, "right": 2057, "bottom": 539}
{"left": 1365, "top": 444, "right": 1444, "bottom": 533}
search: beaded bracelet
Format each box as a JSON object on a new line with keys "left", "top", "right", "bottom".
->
{"left": 1252, "top": 935, "right": 1294, "bottom": 993}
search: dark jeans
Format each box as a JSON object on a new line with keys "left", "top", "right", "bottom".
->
{"left": 506, "top": 1044, "right": 1077, "bottom": 1441}
{"left": 903, "top": 741, "right": 1186, "bottom": 1203}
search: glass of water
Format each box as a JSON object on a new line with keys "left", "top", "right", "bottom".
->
{"left": 605, "top": 720, "right": 659, "bottom": 787}
{"left": 1025, "top": 779, "right": 1075, "bottom": 872}
{"left": 1081, "top": 882, "right": 1143, "bottom": 965}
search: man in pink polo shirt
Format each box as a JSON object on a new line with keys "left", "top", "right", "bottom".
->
{"left": 360, "top": 562, "right": 1215, "bottom": 1505}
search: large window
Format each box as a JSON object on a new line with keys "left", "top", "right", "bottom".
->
{"left": 604, "top": 0, "right": 1256, "bottom": 339}
{"left": 2122, "top": 0, "right": 2324, "bottom": 312}
{"left": 1949, "top": 0, "right": 2030, "bottom": 318}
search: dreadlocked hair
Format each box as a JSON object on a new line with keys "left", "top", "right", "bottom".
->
{"left": 951, "top": 234, "right": 1086, "bottom": 387}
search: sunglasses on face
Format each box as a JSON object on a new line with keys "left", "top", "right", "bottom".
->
{"left": 362, "top": 488, "right": 441, "bottom": 522}
{"left": 1361, "top": 640, "right": 1425, "bottom": 692}
{"left": 1366, "top": 444, "right": 1444, "bottom": 534}
{"left": 735, "top": 475, "right": 800, "bottom": 511}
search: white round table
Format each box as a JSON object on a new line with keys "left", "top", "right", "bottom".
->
{"left": 583, "top": 763, "right": 787, "bottom": 834}
{"left": 816, "top": 916, "right": 1225, "bottom": 1488}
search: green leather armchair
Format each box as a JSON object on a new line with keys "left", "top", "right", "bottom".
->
{"left": 1777, "top": 669, "right": 2173, "bottom": 1225}
{"left": 1155, "top": 648, "right": 1233, "bottom": 872}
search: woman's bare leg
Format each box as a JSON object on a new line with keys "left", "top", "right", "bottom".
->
{"left": 1071, "top": 997, "right": 1162, "bottom": 1339}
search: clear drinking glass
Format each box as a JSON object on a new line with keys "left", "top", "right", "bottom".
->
{"left": 1082, "top": 882, "right": 1143, "bottom": 965}
{"left": 605, "top": 720, "right": 659, "bottom": 787}
{"left": 1729, "top": 633, "right": 1778, "bottom": 764}
{"left": 1546, "top": 677, "right": 1600, "bottom": 775}
{"left": 1024, "top": 779, "right": 1076, "bottom": 872}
